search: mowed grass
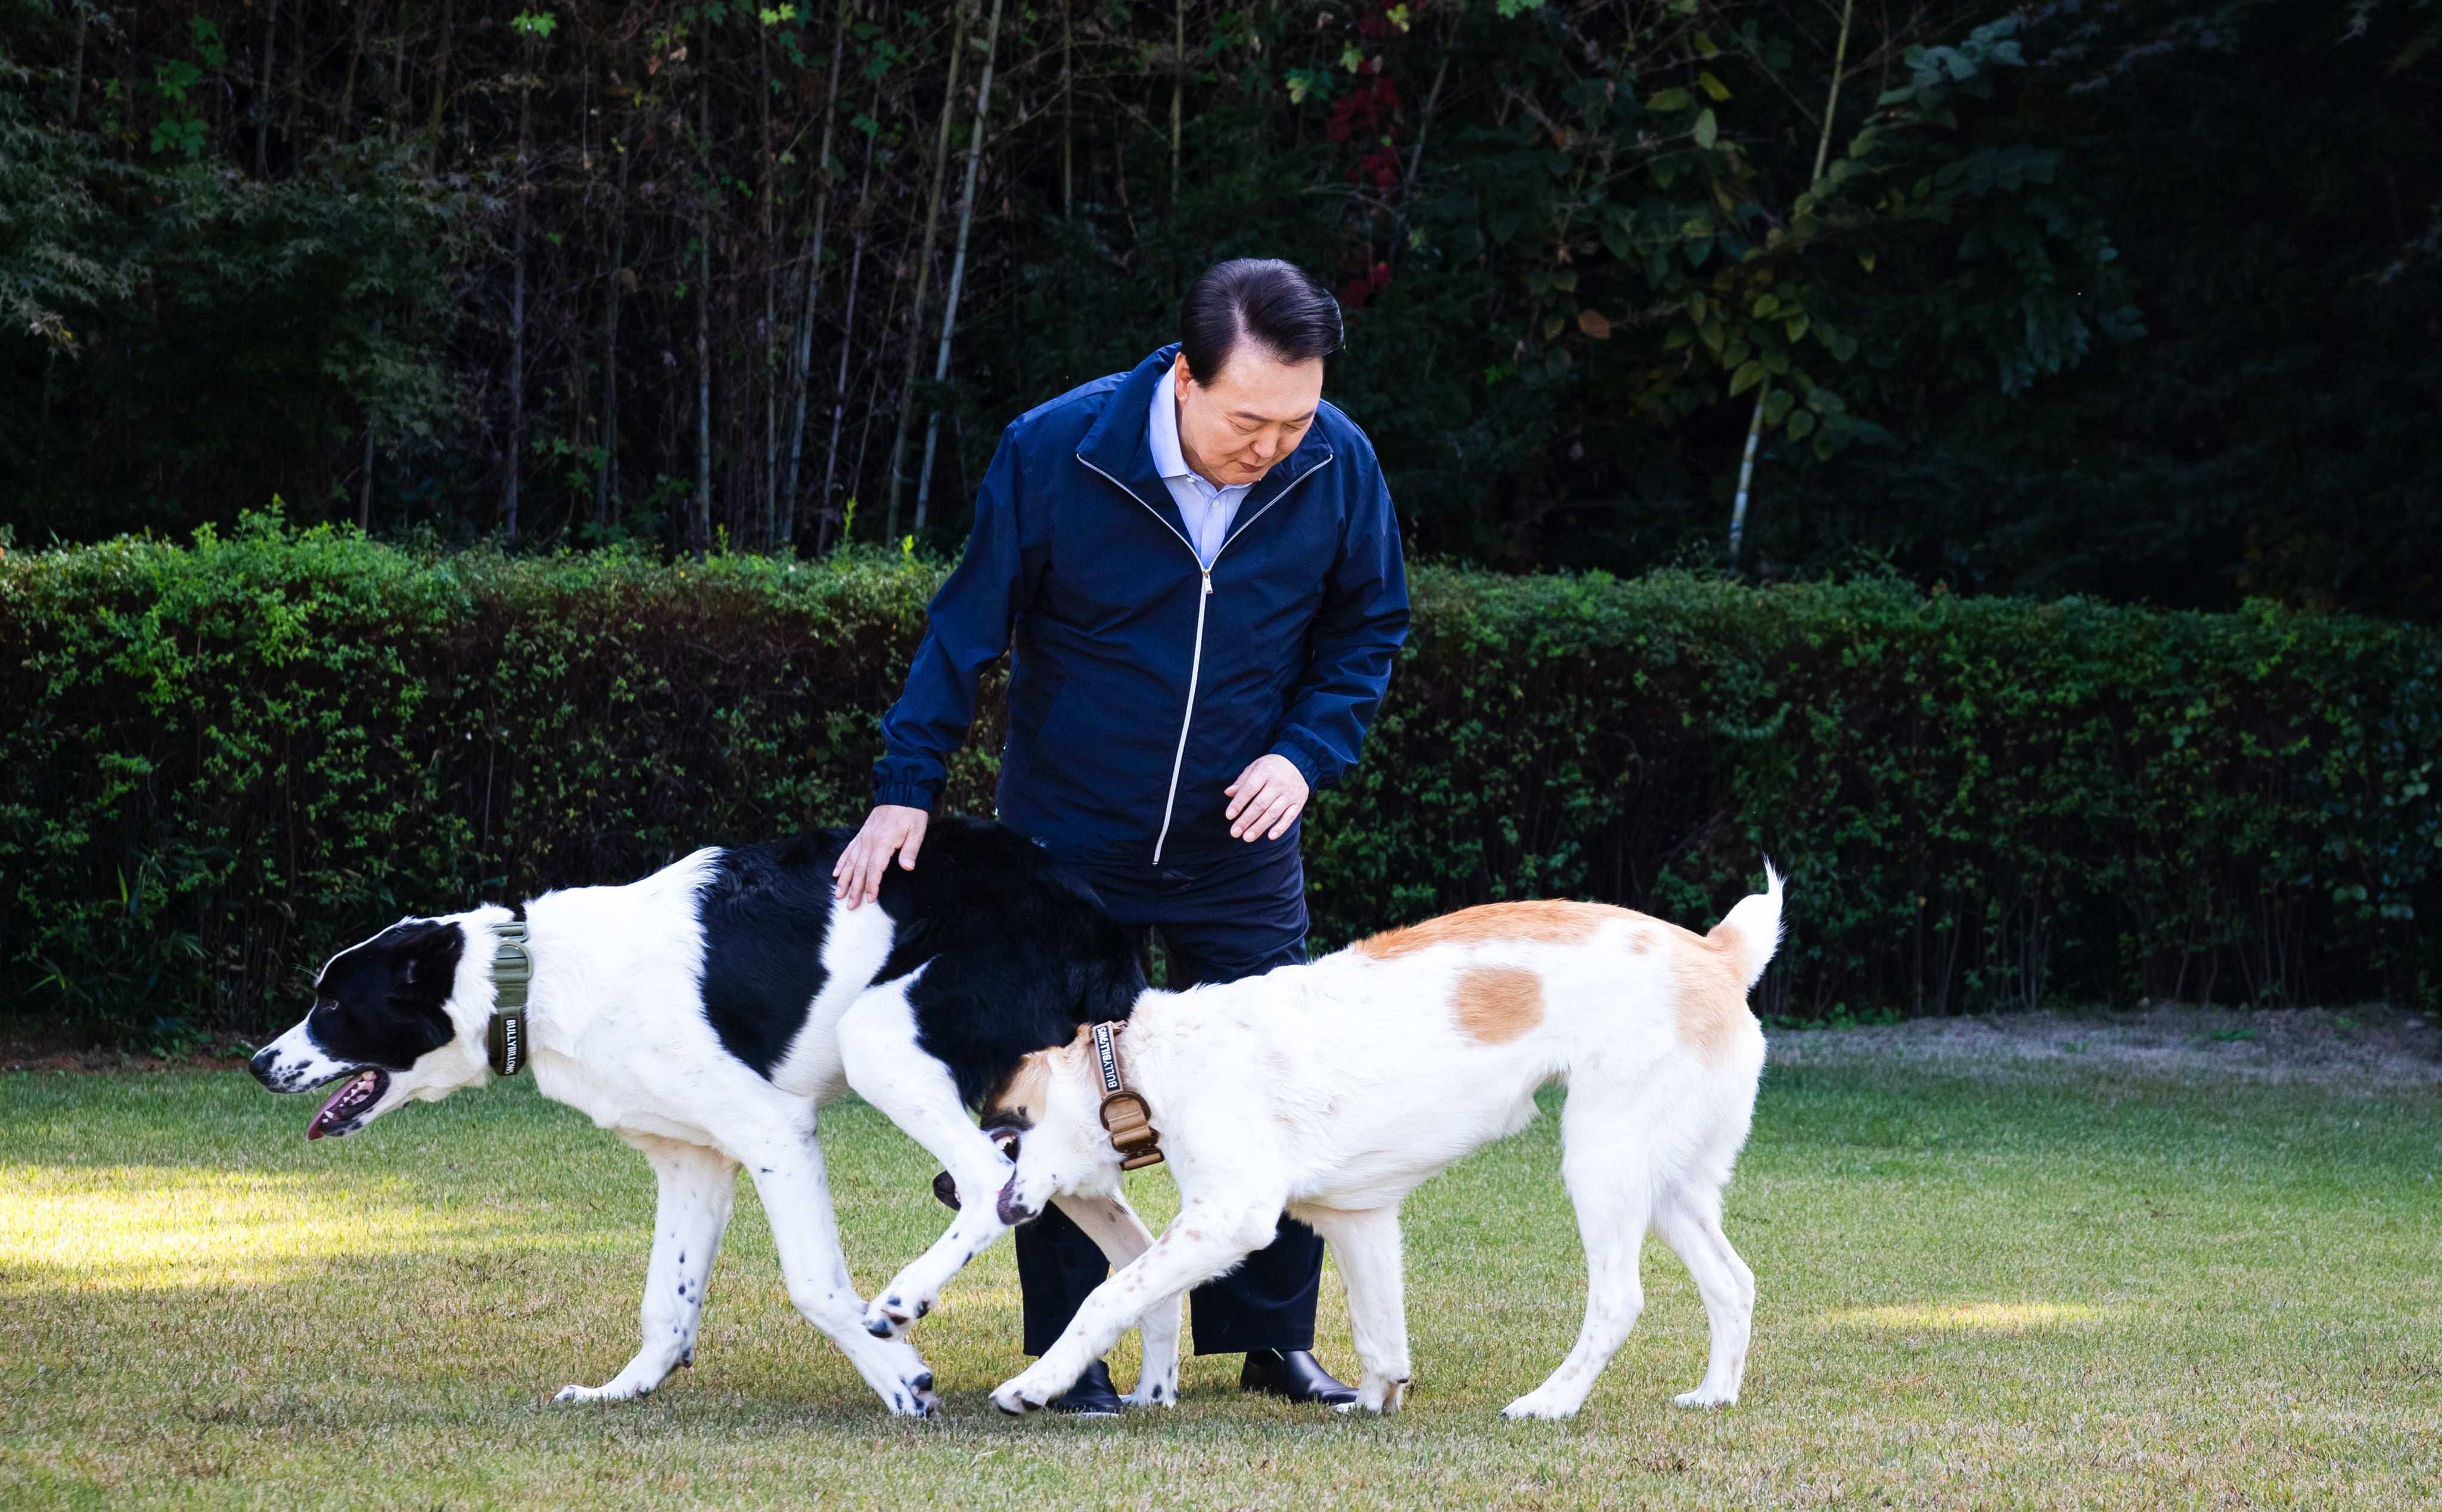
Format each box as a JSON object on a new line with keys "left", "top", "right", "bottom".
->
{"left": 4, "top": 1032, "right": 2440, "bottom": 1509}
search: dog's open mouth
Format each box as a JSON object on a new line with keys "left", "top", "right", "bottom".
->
{"left": 307, "top": 1068, "right": 389, "bottom": 1140}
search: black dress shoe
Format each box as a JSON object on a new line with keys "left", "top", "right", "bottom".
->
{"left": 1239, "top": 1348, "right": 1359, "bottom": 1405}
{"left": 1049, "top": 1358, "right": 1125, "bottom": 1417}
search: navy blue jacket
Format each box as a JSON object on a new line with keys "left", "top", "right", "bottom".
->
{"left": 874, "top": 344, "right": 1410, "bottom": 866}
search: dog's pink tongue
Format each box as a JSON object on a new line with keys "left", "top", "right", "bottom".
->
{"left": 307, "top": 1072, "right": 368, "bottom": 1141}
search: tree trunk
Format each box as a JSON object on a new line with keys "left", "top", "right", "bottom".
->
{"left": 914, "top": 0, "right": 1006, "bottom": 529}
{"left": 1169, "top": 0, "right": 1183, "bottom": 203}
{"left": 1061, "top": 0, "right": 1073, "bottom": 219}
{"left": 361, "top": 411, "right": 376, "bottom": 531}
{"left": 255, "top": 0, "right": 279, "bottom": 175}
{"left": 338, "top": 0, "right": 371, "bottom": 129}
{"left": 696, "top": 26, "right": 716, "bottom": 556}
{"left": 67, "top": 3, "right": 87, "bottom": 125}
{"left": 883, "top": 4, "right": 969, "bottom": 539}
{"left": 760, "top": 18, "right": 778, "bottom": 550}
{"left": 817, "top": 139, "right": 878, "bottom": 551}
{"left": 505, "top": 65, "right": 532, "bottom": 543}
{"left": 784, "top": 4, "right": 852, "bottom": 553}
{"left": 427, "top": 0, "right": 453, "bottom": 147}
{"left": 599, "top": 142, "right": 630, "bottom": 529}
{"left": 1729, "top": 0, "right": 1854, "bottom": 573}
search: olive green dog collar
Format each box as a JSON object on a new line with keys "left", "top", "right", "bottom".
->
{"left": 486, "top": 921, "right": 533, "bottom": 1077}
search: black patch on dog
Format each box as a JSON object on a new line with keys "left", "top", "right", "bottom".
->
{"left": 691, "top": 819, "right": 1142, "bottom": 1104}
{"left": 300, "top": 919, "right": 466, "bottom": 1069}
{"left": 694, "top": 833, "right": 848, "bottom": 1078}
{"left": 875, "top": 819, "right": 1146, "bottom": 1107}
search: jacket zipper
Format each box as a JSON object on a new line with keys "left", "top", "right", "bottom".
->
{"left": 1149, "top": 569, "right": 1213, "bottom": 864}
{"left": 1076, "top": 452, "right": 1338, "bottom": 863}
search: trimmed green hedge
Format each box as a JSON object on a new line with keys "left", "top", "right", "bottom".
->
{"left": 5, "top": 517, "right": 2436, "bottom": 1044}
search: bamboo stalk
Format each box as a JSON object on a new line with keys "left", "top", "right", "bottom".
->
{"left": 506, "top": 49, "right": 533, "bottom": 542}
{"left": 599, "top": 141, "right": 630, "bottom": 528}
{"left": 338, "top": 0, "right": 369, "bottom": 130}
{"left": 1061, "top": 0, "right": 1074, "bottom": 219}
{"left": 784, "top": 2, "right": 853, "bottom": 552}
{"left": 913, "top": 0, "right": 1005, "bottom": 529}
{"left": 696, "top": 19, "right": 716, "bottom": 555}
{"left": 818, "top": 136, "right": 879, "bottom": 549}
{"left": 761, "top": 19, "right": 778, "bottom": 550}
{"left": 1170, "top": 0, "right": 1184, "bottom": 203}
{"left": 883, "top": 4, "right": 970, "bottom": 537}
{"left": 254, "top": 0, "right": 279, "bottom": 175}
{"left": 68, "top": 3, "right": 85, "bottom": 124}
{"left": 427, "top": 0, "right": 452, "bottom": 145}
{"left": 1728, "top": 0, "right": 1853, "bottom": 575}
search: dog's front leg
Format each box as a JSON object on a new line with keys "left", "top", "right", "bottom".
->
{"left": 557, "top": 1135, "right": 737, "bottom": 1404}
{"left": 741, "top": 1124, "right": 939, "bottom": 1417}
{"left": 1297, "top": 1203, "right": 1411, "bottom": 1413}
{"left": 992, "top": 1197, "right": 1285, "bottom": 1415}
{"left": 837, "top": 982, "right": 1020, "bottom": 1337}
{"left": 1051, "top": 1191, "right": 1182, "bottom": 1408}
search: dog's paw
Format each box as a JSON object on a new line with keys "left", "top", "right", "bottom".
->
{"left": 1673, "top": 1385, "right": 1738, "bottom": 1408}
{"left": 883, "top": 1371, "right": 938, "bottom": 1418}
{"left": 1499, "top": 1390, "right": 1577, "bottom": 1421}
{"left": 1352, "top": 1377, "right": 1408, "bottom": 1415}
{"left": 862, "top": 1291, "right": 932, "bottom": 1339}
{"left": 990, "top": 1374, "right": 1052, "bottom": 1416}
{"left": 1121, "top": 1381, "right": 1177, "bottom": 1410}
{"left": 555, "top": 1379, "right": 649, "bottom": 1405}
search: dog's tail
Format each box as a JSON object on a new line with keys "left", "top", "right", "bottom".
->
{"left": 1708, "top": 861, "right": 1785, "bottom": 990}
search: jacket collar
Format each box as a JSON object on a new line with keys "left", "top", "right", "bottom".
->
{"left": 1074, "top": 344, "right": 1335, "bottom": 553}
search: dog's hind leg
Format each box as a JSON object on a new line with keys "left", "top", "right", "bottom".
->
{"left": 837, "top": 979, "right": 1023, "bottom": 1339}
{"left": 1054, "top": 1191, "right": 1182, "bottom": 1408}
{"left": 1503, "top": 1108, "right": 1655, "bottom": 1420}
{"left": 739, "top": 1121, "right": 940, "bottom": 1417}
{"left": 1298, "top": 1204, "right": 1410, "bottom": 1414}
{"left": 557, "top": 1135, "right": 737, "bottom": 1404}
{"left": 1654, "top": 1181, "right": 1755, "bottom": 1407}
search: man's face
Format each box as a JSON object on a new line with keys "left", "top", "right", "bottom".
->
{"left": 1173, "top": 347, "right": 1325, "bottom": 489}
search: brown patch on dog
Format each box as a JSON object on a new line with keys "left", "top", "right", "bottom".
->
{"left": 1352, "top": 900, "right": 1635, "bottom": 961}
{"left": 1453, "top": 965, "right": 1545, "bottom": 1044}
{"left": 1675, "top": 923, "right": 1755, "bottom": 1059}
{"left": 986, "top": 1051, "right": 1058, "bottom": 1128}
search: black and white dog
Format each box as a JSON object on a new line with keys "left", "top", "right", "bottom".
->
{"left": 249, "top": 819, "right": 1183, "bottom": 1416}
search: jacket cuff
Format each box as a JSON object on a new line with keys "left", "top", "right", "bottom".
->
{"left": 1269, "top": 736, "right": 1328, "bottom": 792}
{"left": 874, "top": 783, "right": 939, "bottom": 811}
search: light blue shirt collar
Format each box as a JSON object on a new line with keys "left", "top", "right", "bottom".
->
{"left": 1149, "top": 364, "right": 1252, "bottom": 568}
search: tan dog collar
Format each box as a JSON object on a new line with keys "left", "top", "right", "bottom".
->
{"left": 1091, "top": 1022, "right": 1163, "bottom": 1169}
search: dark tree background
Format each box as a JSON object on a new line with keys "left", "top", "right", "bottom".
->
{"left": 3, "top": 0, "right": 2436, "bottom": 616}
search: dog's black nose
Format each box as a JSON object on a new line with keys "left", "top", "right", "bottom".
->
{"left": 247, "top": 1046, "right": 284, "bottom": 1087}
{"left": 995, "top": 1175, "right": 1037, "bottom": 1227}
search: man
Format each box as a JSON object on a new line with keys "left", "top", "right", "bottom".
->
{"left": 833, "top": 258, "right": 1409, "bottom": 1414}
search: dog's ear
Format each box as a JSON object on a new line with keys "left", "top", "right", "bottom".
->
{"left": 389, "top": 920, "right": 465, "bottom": 991}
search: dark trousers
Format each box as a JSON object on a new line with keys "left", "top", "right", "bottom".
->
{"left": 1015, "top": 835, "right": 1324, "bottom": 1357}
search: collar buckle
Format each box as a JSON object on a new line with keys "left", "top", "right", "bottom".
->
{"left": 1091, "top": 1022, "right": 1163, "bottom": 1170}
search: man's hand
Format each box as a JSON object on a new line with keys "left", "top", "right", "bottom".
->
{"left": 833, "top": 804, "right": 930, "bottom": 907}
{"left": 1225, "top": 754, "right": 1309, "bottom": 842}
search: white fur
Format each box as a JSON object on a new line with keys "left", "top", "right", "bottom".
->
{"left": 987, "top": 868, "right": 1784, "bottom": 1420}
{"left": 251, "top": 851, "right": 1180, "bottom": 1417}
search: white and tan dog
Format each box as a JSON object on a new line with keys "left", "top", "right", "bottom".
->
{"left": 978, "top": 870, "right": 1782, "bottom": 1420}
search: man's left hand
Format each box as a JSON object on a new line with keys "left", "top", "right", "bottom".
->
{"left": 1225, "top": 754, "right": 1309, "bottom": 842}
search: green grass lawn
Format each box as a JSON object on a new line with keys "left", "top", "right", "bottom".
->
{"left": 4, "top": 1022, "right": 2439, "bottom": 1508}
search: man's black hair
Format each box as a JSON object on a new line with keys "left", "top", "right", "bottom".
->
{"left": 1178, "top": 259, "right": 1343, "bottom": 384}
